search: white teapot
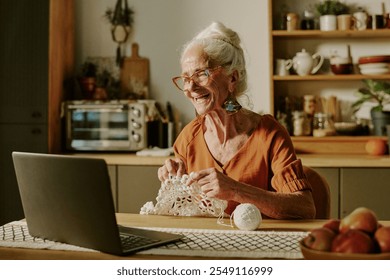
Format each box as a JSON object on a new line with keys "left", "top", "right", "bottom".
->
{"left": 292, "top": 49, "right": 324, "bottom": 76}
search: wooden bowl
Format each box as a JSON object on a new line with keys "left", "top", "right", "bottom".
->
{"left": 299, "top": 240, "right": 390, "bottom": 260}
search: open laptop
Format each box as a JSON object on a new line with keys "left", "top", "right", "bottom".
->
{"left": 12, "top": 151, "right": 182, "bottom": 256}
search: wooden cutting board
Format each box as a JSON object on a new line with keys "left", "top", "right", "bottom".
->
{"left": 120, "top": 43, "right": 150, "bottom": 99}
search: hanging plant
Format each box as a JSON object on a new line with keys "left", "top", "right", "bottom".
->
{"left": 104, "top": 0, "right": 134, "bottom": 66}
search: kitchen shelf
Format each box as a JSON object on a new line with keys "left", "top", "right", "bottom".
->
{"left": 272, "top": 29, "right": 390, "bottom": 39}
{"left": 268, "top": 0, "right": 390, "bottom": 153}
{"left": 291, "top": 136, "right": 388, "bottom": 155}
{"left": 274, "top": 74, "right": 390, "bottom": 81}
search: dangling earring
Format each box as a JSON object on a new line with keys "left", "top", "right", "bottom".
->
{"left": 223, "top": 93, "right": 242, "bottom": 114}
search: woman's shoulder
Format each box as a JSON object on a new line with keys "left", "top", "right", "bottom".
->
{"left": 252, "top": 113, "right": 291, "bottom": 142}
{"left": 259, "top": 113, "right": 279, "bottom": 124}
{"left": 175, "top": 116, "right": 204, "bottom": 145}
{"left": 257, "top": 113, "right": 285, "bottom": 131}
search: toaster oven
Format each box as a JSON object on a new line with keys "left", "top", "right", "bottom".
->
{"left": 64, "top": 100, "right": 147, "bottom": 151}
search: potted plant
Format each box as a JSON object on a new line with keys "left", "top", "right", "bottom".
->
{"left": 93, "top": 69, "right": 112, "bottom": 100}
{"left": 315, "top": 0, "right": 349, "bottom": 31}
{"left": 352, "top": 79, "right": 390, "bottom": 136}
{"left": 104, "top": 0, "right": 134, "bottom": 66}
{"left": 79, "top": 62, "right": 97, "bottom": 99}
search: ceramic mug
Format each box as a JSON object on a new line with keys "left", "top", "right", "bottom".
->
{"left": 353, "top": 11, "right": 368, "bottom": 30}
{"left": 337, "top": 14, "right": 353, "bottom": 30}
{"left": 371, "top": 14, "right": 385, "bottom": 29}
{"left": 275, "top": 59, "right": 293, "bottom": 76}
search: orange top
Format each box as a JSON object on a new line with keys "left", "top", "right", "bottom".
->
{"left": 173, "top": 114, "right": 311, "bottom": 214}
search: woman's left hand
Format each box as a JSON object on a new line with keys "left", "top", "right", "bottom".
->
{"left": 187, "top": 168, "right": 237, "bottom": 201}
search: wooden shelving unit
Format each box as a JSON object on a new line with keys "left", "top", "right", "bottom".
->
{"left": 274, "top": 74, "right": 390, "bottom": 81}
{"left": 268, "top": 0, "right": 390, "bottom": 154}
{"left": 292, "top": 135, "right": 388, "bottom": 154}
{"left": 272, "top": 29, "right": 390, "bottom": 38}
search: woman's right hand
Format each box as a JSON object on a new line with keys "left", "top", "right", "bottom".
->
{"left": 157, "top": 158, "right": 186, "bottom": 182}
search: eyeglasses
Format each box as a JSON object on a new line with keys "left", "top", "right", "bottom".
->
{"left": 172, "top": 66, "right": 222, "bottom": 91}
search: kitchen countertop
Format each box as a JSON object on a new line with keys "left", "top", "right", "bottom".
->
{"left": 69, "top": 153, "right": 390, "bottom": 168}
{"left": 297, "top": 154, "right": 390, "bottom": 167}
{"left": 68, "top": 153, "right": 170, "bottom": 165}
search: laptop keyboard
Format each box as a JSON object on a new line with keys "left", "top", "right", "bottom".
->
{"left": 120, "top": 233, "right": 159, "bottom": 250}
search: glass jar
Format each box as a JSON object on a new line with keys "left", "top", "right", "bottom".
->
{"left": 301, "top": 10, "right": 315, "bottom": 30}
{"left": 313, "top": 113, "right": 336, "bottom": 137}
{"left": 286, "top": 13, "right": 299, "bottom": 31}
{"left": 303, "top": 95, "right": 316, "bottom": 116}
{"left": 292, "top": 111, "right": 311, "bottom": 136}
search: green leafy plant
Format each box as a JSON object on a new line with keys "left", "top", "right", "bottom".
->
{"left": 80, "top": 62, "right": 97, "bottom": 77}
{"left": 315, "top": 0, "right": 349, "bottom": 15}
{"left": 104, "top": 0, "right": 134, "bottom": 27}
{"left": 96, "top": 69, "right": 112, "bottom": 88}
{"left": 352, "top": 79, "right": 390, "bottom": 113}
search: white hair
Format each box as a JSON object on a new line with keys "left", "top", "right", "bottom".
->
{"left": 180, "top": 22, "right": 248, "bottom": 99}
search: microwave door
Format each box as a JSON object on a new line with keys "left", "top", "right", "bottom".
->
{"left": 67, "top": 108, "right": 130, "bottom": 150}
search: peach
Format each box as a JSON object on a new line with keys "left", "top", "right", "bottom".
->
{"left": 374, "top": 226, "right": 390, "bottom": 253}
{"left": 331, "top": 229, "right": 375, "bottom": 254}
{"left": 339, "top": 207, "right": 378, "bottom": 234}
{"left": 365, "top": 139, "right": 388, "bottom": 156}
{"left": 303, "top": 227, "right": 336, "bottom": 252}
{"left": 323, "top": 219, "right": 341, "bottom": 234}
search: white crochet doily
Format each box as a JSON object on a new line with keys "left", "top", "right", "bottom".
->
{"left": 140, "top": 174, "right": 227, "bottom": 218}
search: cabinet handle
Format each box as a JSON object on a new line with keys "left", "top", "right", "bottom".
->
{"left": 31, "top": 128, "right": 42, "bottom": 135}
{"left": 31, "top": 111, "right": 42, "bottom": 118}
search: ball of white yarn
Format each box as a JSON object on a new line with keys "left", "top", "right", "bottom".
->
{"left": 232, "top": 203, "right": 262, "bottom": 231}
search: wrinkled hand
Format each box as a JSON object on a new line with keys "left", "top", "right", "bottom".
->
{"left": 187, "top": 167, "right": 237, "bottom": 201}
{"left": 157, "top": 158, "right": 186, "bottom": 182}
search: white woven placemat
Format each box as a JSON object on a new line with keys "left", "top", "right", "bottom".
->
{"left": 0, "top": 221, "right": 97, "bottom": 252}
{"left": 0, "top": 221, "right": 307, "bottom": 259}
{"left": 137, "top": 227, "right": 307, "bottom": 259}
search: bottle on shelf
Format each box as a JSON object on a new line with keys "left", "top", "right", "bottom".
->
{"left": 312, "top": 112, "right": 336, "bottom": 137}
{"left": 292, "top": 110, "right": 311, "bottom": 136}
{"left": 300, "top": 9, "right": 315, "bottom": 30}
{"left": 276, "top": 96, "right": 293, "bottom": 135}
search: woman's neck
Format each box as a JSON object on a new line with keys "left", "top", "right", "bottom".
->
{"left": 203, "top": 108, "right": 257, "bottom": 145}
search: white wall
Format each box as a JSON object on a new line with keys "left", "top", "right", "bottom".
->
{"left": 75, "top": 0, "right": 270, "bottom": 125}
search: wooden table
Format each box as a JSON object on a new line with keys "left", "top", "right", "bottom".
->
{"left": 0, "top": 214, "right": 388, "bottom": 260}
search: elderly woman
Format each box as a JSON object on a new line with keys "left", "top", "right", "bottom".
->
{"left": 158, "top": 22, "right": 316, "bottom": 219}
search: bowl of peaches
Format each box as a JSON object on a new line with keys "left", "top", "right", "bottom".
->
{"left": 300, "top": 207, "right": 390, "bottom": 259}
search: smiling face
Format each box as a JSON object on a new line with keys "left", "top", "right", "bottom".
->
{"left": 180, "top": 44, "right": 231, "bottom": 115}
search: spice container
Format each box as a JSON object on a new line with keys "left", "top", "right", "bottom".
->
{"left": 303, "top": 95, "right": 316, "bottom": 116}
{"left": 312, "top": 113, "right": 336, "bottom": 137}
{"left": 292, "top": 111, "right": 311, "bottom": 136}
{"left": 286, "top": 13, "right": 299, "bottom": 31}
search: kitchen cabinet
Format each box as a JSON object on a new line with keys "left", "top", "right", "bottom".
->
{"left": 75, "top": 154, "right": 390, "bottom": 219}
{"left": 269, "top": 0, "right": 390, "bottom": 153}
{"left": 117, "top": 166, "right": 161, "bottom": 213}
{"left": 0, "top": 124, "right": 48, "bottom": 224}
{"left": 314, "top": 167, "right": 390, "bottom": 220}
{"left": 0, "top": 0, "right": 74, "bottom": 225}
{"left": 340, "top": 168, "right": 390, "bottom": 219}
{"left": 312, "top": 167, "right": 340, "bottom": 219}
{"left": 113, "top": 165, "right": 341, "bottom": 217}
